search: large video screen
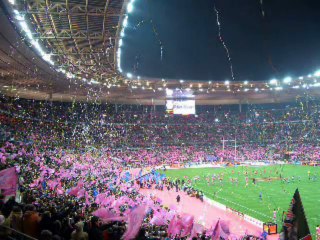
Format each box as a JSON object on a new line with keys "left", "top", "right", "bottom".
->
{"left": 166, "top": 99, "right": 196, "bottom": 115}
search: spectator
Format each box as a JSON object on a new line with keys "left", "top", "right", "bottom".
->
{"left": 88, "top": 217, "right": 103, "bottom": 240}
{"left": 40, "top": 229, "right": 53, "bottom": 240}
{"left": 10, "top": 205, "right": 23, "bottom": 232}
{"left": 0, "top": 212, "right": 11, "bottom": 239}
{"left": 22, "top": 204, "right": 41, "bottom": 238}
{"left": 71, "top": 221, "right": 88, "bottom": 240}
{"left": 40, "top": 211, "right": 54, "bottom": 232}
{"left": 52, "top": 220, "right": 62, "bottom": 238}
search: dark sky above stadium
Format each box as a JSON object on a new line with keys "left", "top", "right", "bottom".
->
{"left": 121, "top": 0, "right": 320, "bottom": 82}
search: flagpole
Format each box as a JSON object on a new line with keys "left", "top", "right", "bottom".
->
{"left": 222, "top": 137, "right": 225, "bottom": 153}
{"left": 234, "top": 138, "right": 237, "bottom": 162}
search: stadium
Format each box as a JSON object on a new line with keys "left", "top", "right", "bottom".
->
{"left": 0, "top": 0, "right": 319, "bottom": 239}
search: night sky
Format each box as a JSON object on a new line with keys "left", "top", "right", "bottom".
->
{"left": 121, "top": 0, "right": 320, "bottom": 82}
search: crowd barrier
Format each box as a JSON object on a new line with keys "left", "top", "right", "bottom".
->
{"left": 164, "top": 161, "right": 292, "bottom": 170}
{"left": 203, "top": 196, "right": 264, "bottom": 229}
{"left": 0, "top": 225, "right": 37, "bottom": 240}
{"left": 166, "top": 163, "right": 223, "bottom": 169}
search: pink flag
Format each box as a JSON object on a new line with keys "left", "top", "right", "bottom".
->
{"left": 211, "top": 220, "right": 220, "bottom": 240}
{"left": 180, "top": 214, "right": 194, "bottom": 237}
{"left": 68, "top": 180, "right": 84, "bottom": 196}
{"left": 211, "top": 220, "right": 229, "bottom": 240}
{"left": 56, "top": 187, "right": 64, "bottom": 195}
{"left": 47, "top": 180, "right": 58, "bottom": 190}
{"left": 85, "top": 192, "right": 91, "bottom": 206}
{"left": 150, "top": 210, "right": 168, "bottom": 226}
{"left": 1, "top": 156, "right": 6, "bottom": 164}
{"left": 92, "top": 208, "right": 126, "bottom": 223}
{"left": 122, "top": 205, "right": 147, "bottom": 240}
{"left": 168, "top": 215, "right": 183, "bottom": 237}
{"left": 93, "top": 208, "right": 115, "bottom": 219}
{"left": 76, "top": 188, "right": 86, "bottom": 198}
{"left": 189, "top": 223, "right": 204, "bottom": 239}
{"left": 95, "top": 193, "right": 106, "bottom": 205}
{"left": 68, "top": 186, "right": 80, "bottom": 196}
{"left": 0, "top": 167, "right": 18, "bottom": 196}
{"left": 100, "top": 195, "right": 115, "bottom": 207}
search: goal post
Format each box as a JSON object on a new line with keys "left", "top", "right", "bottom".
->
{"left": 222, "top": 137, "right": 237, "bottom": 162}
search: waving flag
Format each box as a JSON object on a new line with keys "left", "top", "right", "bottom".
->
{"left": 190, "top": 223, "right": 204, "bottom": 239}
{"left": 0, "top": 167, "right": 18, "bottom": 196}
{"left": 180, "top": 214, "right": 194, "bottom": 237}
{"left": 122, "top": 205, "right": 147, "bottom": 240}
{"left": 282, "top": 189, "right": 312, "bottom": 240}
{"left": 168, "top": 215, "right": 183, "bottom": 237}
{"left": 211, "top": 220, "right": 230, "bottom": 240}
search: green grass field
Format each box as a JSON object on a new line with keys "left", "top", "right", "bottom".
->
{"left": 160, "top": 165, "right": 320, "bottom": 236}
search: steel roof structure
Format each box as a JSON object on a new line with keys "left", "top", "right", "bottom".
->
{"left": 17, "top": 0, "right": 127, "bottom": 83}
{"left": 1, "top": 0, "right": 320, "bottom": 105}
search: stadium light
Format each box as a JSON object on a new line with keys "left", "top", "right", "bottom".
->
{"left": 126, "top": 72, "right": 133, "bottom": 78}
{"left": 122, "top": 17, "right": 128, "bottom": 27}
{"left": 14, "top": 10, "right": 24, "bottom": 20}
{"left": 283, "top": 77, "right": 292, "bottom": 84}
{"left": 44, "top": 57, "right": 54, "bottom": 65}
{"left": 166, "top": 88, "right": 173, "bottom": 96}
{"left": 179, "top": 80, "right": 184, "bottom": 83}
{"left": 224, "top": 80, "right": 230, "bottom": 85}
{"left": 18, "top": 21, "right": 33, "bottom": 40}
{"left": 269, "top": 79, "right": 278, "bottom": 85}
{"left": 127, "top": 2, "right": 134, "bottom": 13}
{"left": 57, "top": 68, "right": 66, "bottom": 74}
{"left": 314, "top": 70, "right": 320, "bottom": 77}
{"left": 243, "top": 80, "right": 249, "bottom": 85}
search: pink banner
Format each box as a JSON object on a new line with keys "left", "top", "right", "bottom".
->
{"left": 0, "top": 167, "right": 18, "bottom": 196}
{"left": 122, "top": 205, "right": 147, "bottom": 240}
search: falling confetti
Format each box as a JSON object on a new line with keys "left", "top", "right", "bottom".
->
{"left": 134, "top": 19, "right": 164, "bottom": 62}
{"left": 259, "top": 0, "right": 265, "bottom": 18}
{"left": 213, "top": 3, "right": 235, "bottom": 81}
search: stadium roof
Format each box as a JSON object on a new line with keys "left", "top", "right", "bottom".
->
{"left": 1, "top": 0, "right": 320, "bottom": 105}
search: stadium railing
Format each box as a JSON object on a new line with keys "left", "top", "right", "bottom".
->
{"left": 0, "top": 225, "right": 37, "bottom": 240}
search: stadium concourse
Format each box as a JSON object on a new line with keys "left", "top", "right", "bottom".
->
{"left": 0, "top": 98, "right": 319, "bottom": 239}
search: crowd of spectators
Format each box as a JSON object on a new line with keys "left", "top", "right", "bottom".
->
{"left": 0, "top": 97, "right": 319, "bottom": 239}
{"left": 1, "top": 97, "right": 320, "bottom": 164}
